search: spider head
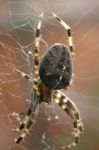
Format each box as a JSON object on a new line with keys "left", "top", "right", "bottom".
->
{"left": 39, "top": 43, "right": 72, "bottom": 90}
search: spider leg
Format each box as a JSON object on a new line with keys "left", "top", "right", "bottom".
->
{"left": 14, "top": 67, "right": 33, "bottom": 82}
{"left": 8, "top": 64, "right": 34, "bottom": 82}
{"left": 14, "top": 13, "right": 44, "bottom": 144}
{"left": 53, "top": 90, "right": 84, "bottom": 150}
{"left": 15, "top": 112, "right": 37, "bottom": 144}
{"left": 33, "top": 12, "right": 44, "bottom": 96}
{"left": 13, "top": 104, "right": 33, "bottom": 132}
{"left": 15, "top": 92, "right": 40, "bottom": 144}
{"left": 51, "top": 12, "right": 75, "bottom": 58}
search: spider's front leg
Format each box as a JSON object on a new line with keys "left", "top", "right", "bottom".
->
{"left": 53, "top": 90, "right": 84, "bottom": 150}
{"left": 14, "top": 13, "right": 44, "bottom": 144}
{"left": 14, "top": 92, "right": 40, "bottom": 144}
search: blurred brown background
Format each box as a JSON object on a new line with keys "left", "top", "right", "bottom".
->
{"left": 0, "top": 0, "right": 99, "bottom": 150}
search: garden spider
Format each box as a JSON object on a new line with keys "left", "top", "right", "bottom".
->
{"left": 13, "top": 12, "right": 84, "bottom": 150}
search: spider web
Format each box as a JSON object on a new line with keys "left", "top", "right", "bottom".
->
{"left": 0, "top": 0, "right": 99, "bottom": 150}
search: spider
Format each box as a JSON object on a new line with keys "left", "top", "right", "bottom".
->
{"left": 13, "top": 12, "right": 84, "bottom": 150}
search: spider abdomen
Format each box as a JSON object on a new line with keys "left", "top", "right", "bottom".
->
{"left": 39, "top": 43, "right": 72, "bottom": 89}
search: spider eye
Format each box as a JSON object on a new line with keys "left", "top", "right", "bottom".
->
{"left": 39, "top": 43, "right": 72, "bottom": 89}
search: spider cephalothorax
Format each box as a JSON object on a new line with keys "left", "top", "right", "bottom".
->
{"left": 12, "top": 12, "right": 84, "bottom": 150}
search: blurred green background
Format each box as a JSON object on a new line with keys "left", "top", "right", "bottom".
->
{"left": 0, "top": 0, "right": 99, "bottom": 150}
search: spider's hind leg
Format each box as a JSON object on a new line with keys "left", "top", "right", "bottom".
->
{"left": 51, "top": 12, "right": 75, "bottom": 58}
{"left": 32, "top": 13, "right": 44, "bottom": 96}
{"left": 53, "top": 90, "right": 84, "bottom": 149}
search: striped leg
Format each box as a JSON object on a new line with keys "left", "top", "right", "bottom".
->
{"left": 53, "top": 90, "right": 84, "bottom": 150}
{"left": 15, "top": 112, "right": 37, "bottom": 144}
{"left": 14, "top": 104, "right": 34, "bottom": 144}
{"left": 14, "top": 92, "right": 40, "bottom": 144}
{"left": 51, "top": 12, "right": 75, "bottom": 58}
{"left": 10, "top": 13, "right": 43, "bottom": 95}
{"left": 13, "top": 14, "right": 44, "bottom": 144}
{"left": 33, "top": 13, "right": 44, "bottom": 96}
